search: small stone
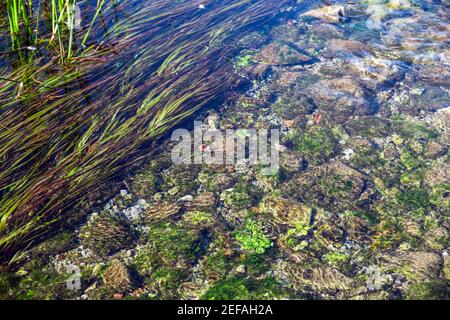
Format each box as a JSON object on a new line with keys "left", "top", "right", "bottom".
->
{"left": 366, "top": 266, "right": 386, "bottom": 291}
{"left": 410, "top": 88, "right": 424, "bottom": 96}
{"left": 113, "top": 293, "right": 123, "bottom": 300}
{"left": 168, "top": 186, "right": 180, "bottom": 196}
{"left": 342, "top": 148, "right": 355, "bottom": 160}
{"left": 236, "top": 265, "right": 246, "bottom": 273}
{"left": 207, "top": 112, "right": 220, "bottom": 129}
{"left": 178, "top": 195, "right": 194, "bottom": 202}
{"left": 132, "top": 288, "right": 145, "bottom": 298}
{"left": 153, "top": 193, "right": 163, "bottom": 202}
{"left": 283, "top": 119, "right": 295, "bottom": 128}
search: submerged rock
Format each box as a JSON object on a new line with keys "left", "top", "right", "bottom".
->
{"left": 142, "top": 203, "right": 183, "bottom": 223}
{"left": 103, "top": 260, "right": 134, "bottom": 292}
{"left": 305, "top": 77, "right": 375, "bottom": 122}
{"left": 262, "top": 197, "right": 312, "bottom": 223}
{"left": 79, "top": 213, "right": 135, "bottom": 257}
{"left": 191, "top": 192, "right": 217, "bottom": 211}
{"left": 343, "top": 56, "right": 406, "bottom": 89}
{"left": 326, "top": 39, "right": 369, "bottom": 56}
{"left": 380, "top": 251, "right": 443, "bottom": 282}
{"left": 276, "top": 262, "right": 353, "bottom": 295}
{"left": 284, "top": 162, "right": 373, "bottom": 211}
{"left": 254, "top": 42, "right": 313, "bottom": 66}
{"left": 300, "top": 5, "right": 345, "bottom": 24}
{"left": 5, "top": 1, "right": 449, "bottom": 300}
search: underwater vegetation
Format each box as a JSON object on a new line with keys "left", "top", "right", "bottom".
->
{"left": 4, "top": 0, "right": 105, "bottom": 62}
{"left": 0, "top": 0, "right": 449, "bottom": 301}
{"left": 0, "top": 0, "right": 295, "bottom": 265}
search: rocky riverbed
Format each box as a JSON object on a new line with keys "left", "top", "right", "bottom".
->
{"left": 1, "top": 0, "right": 449, "bottom": 300}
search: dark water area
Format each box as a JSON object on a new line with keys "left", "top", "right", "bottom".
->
{"left": 0, "top": 0, "right": 449, "bottom": 300}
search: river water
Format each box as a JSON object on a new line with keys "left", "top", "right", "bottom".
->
{"left": 0, "top": 0, "right": 449, "bottom": 300}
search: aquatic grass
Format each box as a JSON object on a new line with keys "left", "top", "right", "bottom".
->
{"left": 0, "top": 0, "right": 295, "bottom": 266}
{"left": 80, "top": 0, "right": 105, "bottom": 49}
{"left": 4, "top": 0, "right": 107, "bottom": 62}
{"left": 6, "top": 0, "right": 32, "bottom": 47}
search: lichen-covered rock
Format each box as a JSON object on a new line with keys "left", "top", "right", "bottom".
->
{"left": 423, "top": 227, "right": 449, "bottom": 251}
{"left": 161, "top": 165, "right": 200, "bottom": 197}
{"left": 287, "top": 126, "right": 336, "bottom": 165}
{"left": 344, "top": 117, "right": 392, "bottom": 139}
{"left": 182, "top": 211, "right": 216, "bottom": 229}
{"left": 413, "top": 52, "right": 450, "bottom": 85}
{"left": 443, "top": 254, "right": 450, "bottom": 281}
{"left": 280, "top": 152, "right": 303, "bottom": 173}
{"left": 29, "top": 231, "right": 76, "bottom": 261}
{"left": 214, "top": 174, "right": 236, "bottom": 191}
{"left": 392, "top": 85, "right": 450, "bottom": 116}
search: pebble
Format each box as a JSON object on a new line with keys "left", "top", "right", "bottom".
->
{"left": 179, "top": 195, "right": 194, "bottom": 202}
{"left": 342, "top": 148, "right": 355, "bottom": 160}
{"left": 236, "top": 265, "right": 246, "bottom": 273}
{"left": 168, "top": 186, "right": 180, "bottom": 196}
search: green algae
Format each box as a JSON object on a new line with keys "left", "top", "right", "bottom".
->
{"left": 234, "top": 55, "right": 254, "bottom": 70}
{"left": 400, "top": 151, "right": 421, "bottom": 171}
{"left": 323, "top": 252, "right": 348, "bottom": 268}
{"left": 222, "top": 188, "right": 253, "bottom": 211}
{"left": 235, "top": 219, "right": 272, "bottom": 254}
{"left": 2, "top": 267, "right": 72, "bottom": 300}
{"left": 1, "top": 0, "right": 449, "bottom": 301}
{"left": 202, "top": 276, "right": 288, "bottom": 300}
{"left": 292, "top": 126, "right": 335, "bottom": 163}
{"left": 183, "top": 211, "right": 216, "bottom": 228}
{"left": 147, "top": 222, "right": 198, "bottom": 262}
{"left": 405, "top": 281, "right": 450, "bottom": 300}
{"left": 201, "top": 249, "right": 230, "bottom": 279}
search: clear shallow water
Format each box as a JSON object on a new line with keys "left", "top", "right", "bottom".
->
{"left": 0, "top": 0, "right": 449, "bottom": 300}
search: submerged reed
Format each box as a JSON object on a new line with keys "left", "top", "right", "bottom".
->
{"left": 0, "top": 0, "right": 295, "bottom": 266}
